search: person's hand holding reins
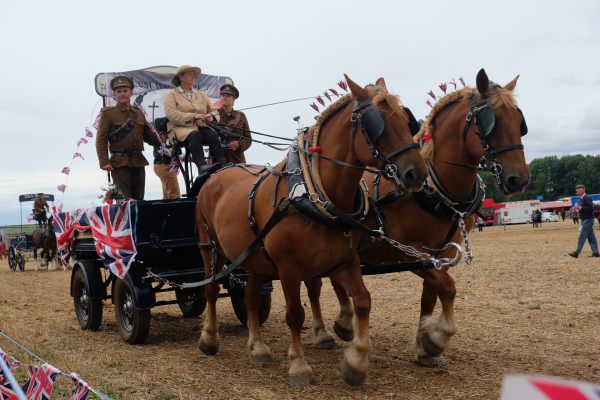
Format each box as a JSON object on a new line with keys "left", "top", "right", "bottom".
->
{"left": 101, "top": 164, "right": 114, "bottom": 171}
{"left": 227, "top": 141, "right": 240, "bottom": 151}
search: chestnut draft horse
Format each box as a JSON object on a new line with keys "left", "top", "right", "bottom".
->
{"left": 305, "top": 68, "right": 530, "bottom": 367}
{"left": 195, "top": 75, "right": 427, "bottom": 387}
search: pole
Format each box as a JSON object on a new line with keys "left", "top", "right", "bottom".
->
{"left": 20, "top": 203, "right": 22, "bottom": 233}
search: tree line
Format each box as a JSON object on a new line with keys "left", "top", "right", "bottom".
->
{"left": 480, "top": 154, "right": 600, "bottom": 202}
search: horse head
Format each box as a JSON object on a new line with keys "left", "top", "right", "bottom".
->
{"left": 345, "top": 75, "right": 427, "bottom": 192}
{"left": 466, "top": 68, "right": 530, "bottom": 194}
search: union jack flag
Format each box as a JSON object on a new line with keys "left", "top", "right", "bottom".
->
{"left": 76, "top": 138, "right": 88, "bottom": 147}
{"left": 56, "top": 184, "right": 66, "bottom": 193}
{"left": 72, "top": 153, "right": 84, "bottom": 160}
{"left": 61, "top": 167, "right": 71, "bottom": 175}
{"left": 52, "top": 209, "right": 89, "bottom": 267}
{"left": 85, "top": 127, "right": 94, "bottom": 137}
{"left": 20, "top": 363, "right": 61, "bottom": 400}
{"left": 0, "top": 382, "right": 20, "bottom": 400}
{"left": 0, "top": 347, "right": 20, "bottom": 386}
{"left": 92, "top": 112, "right": 102, "bottom": 128}
{"left": 87, "top": 201, "right": 137, "bottom": 278}
{"left": 68, "top": 373, "right": 90, "bottom": 400}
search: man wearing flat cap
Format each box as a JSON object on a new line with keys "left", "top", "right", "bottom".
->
{"left": 217, "top": 84, "right": 251, "bottom": 164}
{"left": 96, "top": 75, "right": 161, "bottom": 200}
{"left": 163, "top": 65, "right": 226, "bottom": 174}
{"left": 569, "top": 184, "right": 599, "bottom": 258}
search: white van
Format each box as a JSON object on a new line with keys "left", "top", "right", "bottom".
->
{"left": 541, "top": 211, "right": 559, "bottom": 222}
{"left": 498, "top": 206, "right": 539, "bottom": 224}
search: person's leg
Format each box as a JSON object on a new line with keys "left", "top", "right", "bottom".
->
{"left": 130, "top": 167, "right": 145, "bottom": 200}
{"left": 110, "top": 167, "right": 133, "bottom": 199}
{"left": 198, "top": 127, "right": 226, "bottom": 165}
{"left": 586, "top": 220, "right": 599, "bottom": 254}
{"left": 186, "top": 131, "right": 207, "bottom": 170}
{"left": 576, "top": 219, "right": 594, "bottom": 254}
{"left": 154, "top": 164, "right": 180, "bottom": 199}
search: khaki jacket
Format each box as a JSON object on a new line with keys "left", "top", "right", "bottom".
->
{"left": 164, "top": 87, "right": 220, "bottom": 142}
{"left": 218, "top": 108, "right": 251, "bottom": 164}
{"left": 96, "top": 105, "right": 160, "bottom": 168}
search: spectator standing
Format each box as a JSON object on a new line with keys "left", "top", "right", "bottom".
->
{"left": 569, "top": 184, "right": 599, "bottom": 258}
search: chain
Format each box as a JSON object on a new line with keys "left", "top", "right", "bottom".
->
{"left": 228, "top": 273, "right": 246, "bottom": 288}
{"left": 145, "top": 270, "right": 183, "bottom": 289}
{"left": 457, "top": 216, "right": 474, "bottom": 264}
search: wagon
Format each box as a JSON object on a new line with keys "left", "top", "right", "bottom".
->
{"left": 62, "top": 199, "right": 272, "bottom": 344}
{"left": 7, "top": 234, "right": 32, "bottom": 272}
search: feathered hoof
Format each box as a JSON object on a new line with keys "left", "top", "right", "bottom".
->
{"left": 288, "top": 370, "right": 315, "bottom": 387}
{"left": 314, "top": 336, "right": 336, "bottom": 350}
{"left": 333, "top": 321, "right": 354, "bottom": 341}
{"left": 417, "top": 354, "right": 448, "bottom": 368}
{"left": 198, "top": 338, "right": 219, "bottom": 356}
{"left": 250, "top": 352, "right": 274, "bottom": 365}
{"left": 340, "top": 357, "right": 365, "bottom": 386}
{"left": 421, "top": 332, "right": 444, "bottom": 357}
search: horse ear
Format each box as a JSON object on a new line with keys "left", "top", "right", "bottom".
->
{"left": 344, "top": 74, "right": 368, "bottom": 102}
{"left": 503, "top": 74, "right": 520, "bottom": 91}
{"left": 375, "top": 77, "right": 388, "bottom": 91}
{"left": 476, "top": 68, "right": 490, "bottom": 96}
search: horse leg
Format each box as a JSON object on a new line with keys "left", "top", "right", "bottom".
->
{"left": 330, "top": 277, "right": 355, "bottom": 341}
{"left": 331, "top": 258, "right": 371, "bottom": 386}
{"left": 279, "top": 272, "right": 314, "bottom": 387}
{"left": 246, "top": 273, "right": 274, "bottom": 364}
{"left": 415, "top": 270, "right": 457, "bottom": 367}
{"left": 304, "top": 277, "right": 336, "bottom": 349}
{"left": 198, "top": 251, "right": 224, "bottom": 356}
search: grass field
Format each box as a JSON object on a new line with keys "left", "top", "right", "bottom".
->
{"left": 0, "top": 220, "right": 598, "bottom": 399}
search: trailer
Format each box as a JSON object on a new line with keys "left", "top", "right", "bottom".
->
{"left": 497, "top": 205, "right": 539, "bottom": 225}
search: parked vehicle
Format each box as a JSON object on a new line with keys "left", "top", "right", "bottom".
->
{"left": 497, "top": 206, "right": 539, "bottom": 225}
{"left": 541, "top": 211, "right": 559, "bottom": 222}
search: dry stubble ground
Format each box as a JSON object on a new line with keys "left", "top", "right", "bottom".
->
{"left": 0, "top": 220, "right": 598, "bottom": 399}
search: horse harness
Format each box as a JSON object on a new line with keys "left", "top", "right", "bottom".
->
{"left": 188, "top": 99, "right": 420, "bottom": 288}
{"left": 464, "top": 89, "right": 528, "bottom": 184}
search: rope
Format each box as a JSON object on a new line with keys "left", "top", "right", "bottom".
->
{"left": 237, "top": 96, "right": 319, "bottom": 111}
{"left": 0, "top": 330, "right": 113, "bottom": 400}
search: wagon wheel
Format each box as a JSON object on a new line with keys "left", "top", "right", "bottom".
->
{"left": 16, "top": 252, "right": 25, "bottom": 271}
{"left": 228, "top": 286, "right": 271, "bottom": 327}
{"left": 114, "top": 278, "right": 150, "bottom": 344}
{"left": 7, "top": 247, "right": 17, "bottom": 272}
{"left": 72, "top": 268, "right": 103, "bottom": 330}
{"left": 175, "top": 287, "right": 207, "bottom": 318}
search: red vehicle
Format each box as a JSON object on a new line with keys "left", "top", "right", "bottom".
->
{"left": 480, "top": 198, "right": 497, "bottom": 226}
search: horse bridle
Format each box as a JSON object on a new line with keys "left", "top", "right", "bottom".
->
{"left": 351, "top": 99, "right": 420, "bottom": 188}
{"left": 462, "top": 93, "right": 528, "bottom": 184}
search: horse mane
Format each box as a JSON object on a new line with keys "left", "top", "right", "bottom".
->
{"left": 415, "top": 84, "right": 517, "bottom": 160}
{"left": 311, "top": 87, "right": 406, "bottom": 147}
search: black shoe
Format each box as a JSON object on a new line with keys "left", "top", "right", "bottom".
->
{"left": 198, "top": 163, "right": 221, "bottom": 175}
{"left": 591, "top": 253, "right": 600, "bottom": 258}
{"left": 568, "top": 251, "right": 579, "bottom": 258}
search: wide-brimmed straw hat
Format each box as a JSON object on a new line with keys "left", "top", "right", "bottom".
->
{"left": 171, "top": 65, "right": 202, "bottom": 86}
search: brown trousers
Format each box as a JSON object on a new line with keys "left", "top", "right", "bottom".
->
{"left": 154, "top": 164, "right": 181, "bottom": 199}
{"left": 111, "top": 166, "right": 145, "bottom": 200}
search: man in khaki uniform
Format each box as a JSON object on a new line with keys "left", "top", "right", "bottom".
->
{"left": 217, "top": 84, "right": 251, "bottom": 164}
{"left": 96, "top": 76, "right": 161, "bottom": 200}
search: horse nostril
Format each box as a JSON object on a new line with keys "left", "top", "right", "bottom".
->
{"left": 404, "top": 167, "right": 417, "bottom": 186}
{"left": 506, "top": 176, "right": 522, "bottom": 191}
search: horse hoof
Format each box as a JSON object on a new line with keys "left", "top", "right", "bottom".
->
{"left": 198, "top": 339, "right": 219, "bottom": 356}
{"left": 421, "top": 332, "right": 444, "bottom": 357}
{"left": 314, "top": 337, "right": 336, "bottom": 350}
{"left": 289, "top": 370, "right": 315, "bottom": 387}
{"left": 417, "top": 354, "right": 448, "bottom": 368}
{"left": 333, "top": 321, "right": 354, "bottom": 341}
{"left": 250, "top": 352, "right": 274, "bottom": 365}
{"left": 340, "top": 358, "right": 365, "bottom": 386}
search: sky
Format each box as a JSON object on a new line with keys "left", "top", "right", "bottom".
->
{"left": 0, "top": 0, "right": 598, "bottom": 226}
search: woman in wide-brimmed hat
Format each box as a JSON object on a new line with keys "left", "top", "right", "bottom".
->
{"left": 163, "top": 65, "right": 226, "bottom": 173}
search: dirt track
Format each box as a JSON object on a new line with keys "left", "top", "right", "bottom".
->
{"left": 0, "top": 220, "right": 598, "bottom": 399}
